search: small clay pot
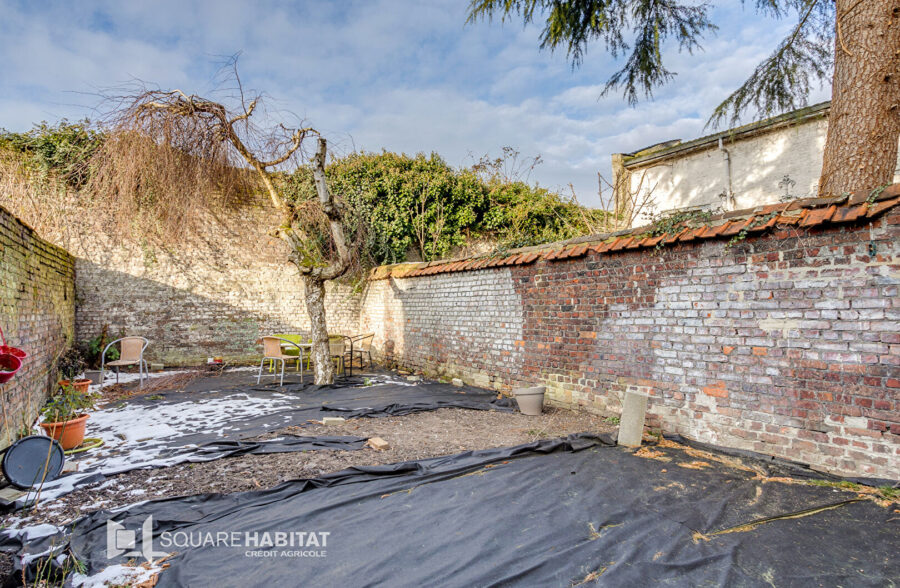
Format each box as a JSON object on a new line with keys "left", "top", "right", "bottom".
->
{"left": 58, "top": 379, "right": 92, "bottom": 393}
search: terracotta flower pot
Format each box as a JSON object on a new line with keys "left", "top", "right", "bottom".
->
{"left": 58, "top": 379, "right": 92, "bottom": 393}
{"left": 40, "top": 414, "right": 89, "bottom": 450}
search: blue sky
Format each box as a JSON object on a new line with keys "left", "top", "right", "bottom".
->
{"left": 0, "top": 0, "right": 831, "bottom": 206}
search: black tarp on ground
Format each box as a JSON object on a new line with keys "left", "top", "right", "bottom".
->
{"left": 6, "top": 434, "right": 897, "bottom": 587}
{"left": 10, "top": 372, "right": 510, "bottom": 508}
{"left": 113, "top": 371, "right": 511, "bottom": 448}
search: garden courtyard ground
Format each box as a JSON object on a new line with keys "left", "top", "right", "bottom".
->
{"left": 1, "top": 368, "right": 897, "bottom": 586}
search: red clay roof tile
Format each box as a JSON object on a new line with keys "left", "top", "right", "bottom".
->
{"left": 801, "top": 204, "right": 837, "bottom": 226}
{"left": 375, "top": 184, "right": 899, "bottom": 280}
{"left": 867, "top": 195, "right": 900, "bottom": 217}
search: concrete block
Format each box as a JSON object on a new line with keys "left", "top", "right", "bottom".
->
{"left": 150, "top": 363, "right": 165, "bottom": 372}
{"left": 451, "top": 378, "right": 464, "bottom": 387}
{"left": 322, "top": 417, "right": 346, "bottom": 425}
{"left": 0, "top": 487, "right": 26, "bottom": 504}
{"left": 617, "top": 389, "right": 649, "bottom": 448}
{"left": 366, "top": 437, "right": 390, "bottom": 451}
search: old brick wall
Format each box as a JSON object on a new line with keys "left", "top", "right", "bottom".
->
{"left": 0, "top": 206, "right": 75, "bottom": 448}
{"left": 360, "top": 212, "right": 900, "bottom": 479}
{"left": 70, "top": 200, "right": 361, "bottom": 366}
{"left": 360, "top": 269, "right": 523, "bottom": 387}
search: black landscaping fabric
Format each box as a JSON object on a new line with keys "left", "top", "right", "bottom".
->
{"left": 5, "top": 433, "right": 898, "bottom": 587}
{"left": 6, "top": 372, "right": 511, "bottom": 509}
{"left": 122, "top": 371, "right": 512, "bottom": 448}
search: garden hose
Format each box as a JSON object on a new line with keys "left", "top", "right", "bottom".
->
{"left": 64, "top": 437, "right": 104, "bottom": 455}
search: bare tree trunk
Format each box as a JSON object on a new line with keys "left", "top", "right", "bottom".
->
{"left": 303, "top": 275, "right": 335, "bottom": 385}
{"left": 819, "top": 0, "right": 900, "bottom": 196}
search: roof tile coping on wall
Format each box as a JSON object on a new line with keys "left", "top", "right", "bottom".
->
{"left": 368, "top": 184, "right": 900, "bottom": 281}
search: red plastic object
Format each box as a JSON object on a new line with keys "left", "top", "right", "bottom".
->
{"left": 0, "top": 325, "right": 26, "bottom": 359}
{"left": 0, "top": 325, "right": 25, "bottom": 383}
{"left": 0, "top": 353, "right": 21, "bottom": 383}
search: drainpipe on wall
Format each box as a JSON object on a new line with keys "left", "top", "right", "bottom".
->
{"left": 717, "top": 137, "right": 735, "bottom": 210}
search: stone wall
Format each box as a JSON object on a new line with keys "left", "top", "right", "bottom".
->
{"left": 0, "top": 206, "right": 75, "bottom": 447}
{"left": 70, "top": 200, "right": 361, "bottom": 366}
{"left": 359, "top": 202, "right": 900, "bottom": 480}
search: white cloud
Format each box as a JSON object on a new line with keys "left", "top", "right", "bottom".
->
{"left": 0, "top": 0, "right": 831, "bottom": 206}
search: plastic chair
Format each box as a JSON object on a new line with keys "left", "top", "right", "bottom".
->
{"left": 100, "top": 337, "right": 150, "bottom": 388}
{"left": 328, "top": 336, "right": 346, "bottom": 375}
{"left": 257, "top": 336, "right": 305, "bottom": 386}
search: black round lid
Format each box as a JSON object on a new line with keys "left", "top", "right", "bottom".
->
{"left": 2, "top": 435, "right": 65, "bottom": 490}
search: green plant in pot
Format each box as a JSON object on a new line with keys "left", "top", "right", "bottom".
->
{"left": 39, "top": 384, "right": 95, "bottom": 450}
{"left": 57, "top": 347, "right": 91, "bottom": 393}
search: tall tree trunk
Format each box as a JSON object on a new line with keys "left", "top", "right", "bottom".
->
{"left": 303, "top": 275, "right": 335, "bottom": 385}
{"left": 819, "top": 0, "right": 900, "bottom": 196}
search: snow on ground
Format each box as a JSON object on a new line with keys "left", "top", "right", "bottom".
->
{"left": 23, "top": 389, "right": 304, "bottom": 506}
{"left": 18, "top": 370, "right": 410, "bottom": 508}
{"left": 70, "top": 562, "right": 165, "bottom": 587}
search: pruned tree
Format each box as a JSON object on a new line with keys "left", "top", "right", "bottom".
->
{"left": 93, "top": 82, "right": 350, "bottom": 384}
{"left": 468, "top": 0, "right": 900, "bottom": 196}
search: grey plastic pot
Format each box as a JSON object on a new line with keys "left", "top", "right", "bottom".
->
{"left": 84, "top": 370, "right": 102, "bottom": 385}
{"left": 513, "top": 386, "right": 545, "bottom": 416}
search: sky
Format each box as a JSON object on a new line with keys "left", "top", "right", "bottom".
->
{"left": 0, "top": 0, "right": 832, "bottom": 207}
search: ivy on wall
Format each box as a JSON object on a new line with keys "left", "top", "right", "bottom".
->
{"left": 2, "top": 122, "right": 611, "bottom": 274}
{"left": 281, "top": 151, "right": 611, "bottom": 269}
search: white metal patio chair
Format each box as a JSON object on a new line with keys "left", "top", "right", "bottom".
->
{"left": 100, "top": 336, "right": 150, "bottom": 388}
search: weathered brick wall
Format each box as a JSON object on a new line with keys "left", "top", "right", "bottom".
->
{"left": 360, "top": 215, "right": 900, "bottom": 479}
{"left": 0, "top": 206, "right": 75, "bottom": 447}
{"left": 71, "top": 201, "right": 361, "bottom": 366}
{"left": 360, "top": 269, "right": 523, "bottom": 386}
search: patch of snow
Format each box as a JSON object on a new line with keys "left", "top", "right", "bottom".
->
{"left": 18, "top": 523, "right": 60, "bottom": 541}
{"left": 81, "top": 499, "right": 109, "bottom": 510}
{"left": 71, "top": 562, "right": 164, "bottom": 587}
{"left": 127, "top": 489, "right": 146, "bottom": 496}
{"left": 91, "top": 369, "right": 192, "bottom": 392}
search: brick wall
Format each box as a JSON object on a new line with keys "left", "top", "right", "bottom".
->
{"left": 360, "top": 269, "right": 524, "bottom": 387}
{"left": 360, "top": 209, "right": 900, "bottom": 480}
{"left": 0, "top": 190, "right": 362, "bottom": 367}
{"left": 0, "top": 206, "right": 75, "bottom": 448}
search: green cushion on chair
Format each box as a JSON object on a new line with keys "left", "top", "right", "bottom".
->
{"left": 273, "top": 334, "right": 304, "bottom": 357}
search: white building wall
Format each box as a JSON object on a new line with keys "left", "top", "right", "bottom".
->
{"left": 628, "top": 116, "right": 900, "bottom": 216}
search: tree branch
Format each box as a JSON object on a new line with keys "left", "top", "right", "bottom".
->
{"left": 311, "top": 137, "right": 351, "bottom": 281}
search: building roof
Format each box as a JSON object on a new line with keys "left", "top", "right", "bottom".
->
{"left": 369, "top": 183, "right": 900, "bottom": 281}
{"left": 621, "top": 102, "right": 831, "bottom": 168}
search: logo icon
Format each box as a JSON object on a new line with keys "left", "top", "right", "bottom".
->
{"left": 106, "top": 516, "right": 168, "bottom": 562}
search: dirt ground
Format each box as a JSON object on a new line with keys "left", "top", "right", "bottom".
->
{"left": 2, "top": 406, "right": 613, "bottom": 531}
